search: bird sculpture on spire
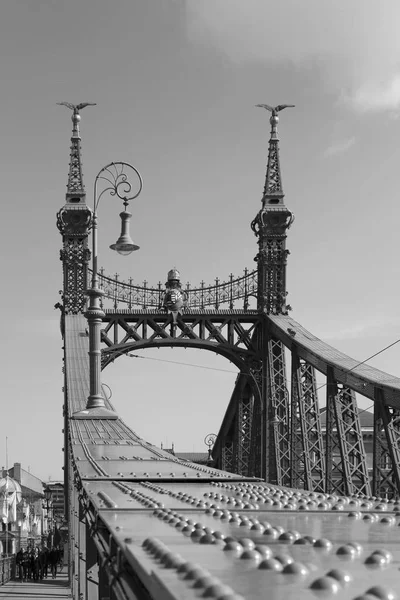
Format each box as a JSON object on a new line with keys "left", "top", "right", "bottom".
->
{"left": 256, "top": 103, "right": 295, "bottom": 116}
{"left": 57, "top": 101, "right": 97, "bottom": 114}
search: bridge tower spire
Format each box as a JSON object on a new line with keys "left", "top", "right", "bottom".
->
{"left": 251, "top": 104, "right": 294, "bottom": 314}
{"left": 56, "top": 103, "right": 94, "bottom": 315}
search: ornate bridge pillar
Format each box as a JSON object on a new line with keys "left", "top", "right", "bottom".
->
{"left": 251, "top": 106, "right": 294, "bottom": 315}
{"left": 57, "top": 107, "right": 93, "bottom": 595}
{"left": 56, "top": 109, "right": 92, "bottom": 316}
{"left": 251, "top": 105, "right": 294, "bottom": 482}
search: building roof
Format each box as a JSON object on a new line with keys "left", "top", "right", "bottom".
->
{"left": 319, "top": 407, "right": 373, "bottom": 428}
{"left": 0, "top": 476, "right": 22, "bottom": 495}
{"left": 175, "top": 452, "right": 210, "bottom": 464}
{"left": 4, "top": 463, "right": 43, "bottom": 495}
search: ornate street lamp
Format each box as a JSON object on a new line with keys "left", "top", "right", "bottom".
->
{"left": 204, "top": 433, "right": 217, "bottom": 465}
{"left": 73, "top": 162, "right": 143, "bottom": 420}
{"left": 44, "top": 487, "right": 52, "bottom": 503}
{"left": 42, "top": 487, "right": 53, "bottom": 544}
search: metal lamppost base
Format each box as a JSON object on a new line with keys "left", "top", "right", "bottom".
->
{"left": 71, "top": 407, "right": 119, "bottom": 420}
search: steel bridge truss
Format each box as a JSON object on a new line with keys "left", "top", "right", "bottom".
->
{"left": 98, "top": 308, "right": 400, "bottom": 498}
{"left": 267, "top": 338, "right": 290, "bottom": 485}
{"left": 99, "top": 310, "right": 261, "bottom": 369}
{"left": 373, "top": 388, "right": 400, "bottom": 498}
{"left": 213, "top": 337, "right": 399, "bottom": 498}
{"left": 290, "top": 350, "right": 325, "bottom": 491}
{"left": 217, "top": 375, "right": 255, "bottom": 477}
{"left": 325, "top": 368, "right": 371, "bottom": 496}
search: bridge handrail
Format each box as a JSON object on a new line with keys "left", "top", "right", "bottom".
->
{"left": 91, "top": 267, "right": 258, "bottom": 310}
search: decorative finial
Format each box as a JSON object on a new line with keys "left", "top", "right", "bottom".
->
{"left": 256, "top": 104, "right": 295, "bottom": 139}
{"left": 57, "top": 102, "right": 96, "bottom": 136}
{"left": 58, "top": 102, "right": 96, "bottom": 200}
{"left": 255, "top": 103, "right": 295, "bottom": 200}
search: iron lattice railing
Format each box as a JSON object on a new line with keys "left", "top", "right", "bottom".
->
{"left": 91, "top": 267, "right": 258, "bottom": 310}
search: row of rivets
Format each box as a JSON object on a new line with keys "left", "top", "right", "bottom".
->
{"left": 142, "top": 536, "right": 244, "bottom": 600}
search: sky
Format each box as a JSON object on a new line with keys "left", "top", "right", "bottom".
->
{"left": 1, "top": 0, "right": 400, "bottom": 481}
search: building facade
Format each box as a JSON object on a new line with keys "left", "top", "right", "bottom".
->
{"left": 0, "top": 463, "right": 54, "bottom": 553}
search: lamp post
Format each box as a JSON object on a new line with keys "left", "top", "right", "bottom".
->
{"left": 43, "top": 487, "right": 53, "bottom": 547}
{"left": 17, "top": 520, "right": 22, "bottom": 552}
{"left": 204, "top": 434, "right": 217, "bottom": 465}
{"left": 73, "top": 162, "right": 143, "bottom": 420}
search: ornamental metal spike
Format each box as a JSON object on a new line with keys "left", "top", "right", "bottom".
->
{"left": 58, "top": 102, "right": 96, "bottom": 202}
{"left": 256, "top": 104, "right": 294, "bottom": 205}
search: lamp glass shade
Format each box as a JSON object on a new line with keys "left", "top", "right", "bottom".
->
{"left": 109, "top": 210, "right": 140, "bottom": 256}
{"left": 44, "top": 487, "right": 52, "bottom": 502}
{"left": 110, "top": 241, "right": 140, "bottom": 256}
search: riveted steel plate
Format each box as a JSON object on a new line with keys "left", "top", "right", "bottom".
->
{"left": 96, "top": 505, "right": 400, "bottom": 600}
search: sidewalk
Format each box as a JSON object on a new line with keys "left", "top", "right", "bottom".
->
{"left": 0, "top": 572, "right": 71, "bottom": 598}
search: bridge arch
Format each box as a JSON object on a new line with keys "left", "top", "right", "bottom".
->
{"left": 102, "top": 337, "right": 259, "bottom": 375}
{"left": 100, "top": 344, "right": 257, "bottom": 449}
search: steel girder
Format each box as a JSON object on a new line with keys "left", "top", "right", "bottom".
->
{"left": 326, "top": 368, "right": 371, "bottom": 496}
{"left": 235, "top": 390, "right": 254, "bottom": 476}
{"left": 213, "top": 372, "right": 261, "bottom": 478}
{"left": 100, "top": 311, "right": 261, "bottom": 370}
{"left": 221, "top": 439, "right": 235, "bottom": 473}
{"left": 214, "top": 375, "right": 247, "bottom": 473}
{"left": 291, "top": 350, "right": 325, "bottom": 491}
{"left": 221, "top": 383, "right": 255, "bottom": 477}
{"left": 249, "top": 397, "right": 263, "bottom": 478}
{"left": 373, "top": 388, "right": 400, "bottom": 499}
{"left": 267, "top": 337, "right": 290, "bottom": 486}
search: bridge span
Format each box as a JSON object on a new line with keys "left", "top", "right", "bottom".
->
{"left": 54, "top": 105, "right": 400, "bottom": 599}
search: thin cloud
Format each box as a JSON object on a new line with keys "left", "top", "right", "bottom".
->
{"left": 185, "top": 1, "right": 400, "bottom": 113}
{"left": 347, "top": 76, "right": 400, "bottom": 112}
{"left": 320, "top": 317, "right": 398, "bottom": 341}
{"left": 324, "top": 136, "right": 356, "bottom": 157}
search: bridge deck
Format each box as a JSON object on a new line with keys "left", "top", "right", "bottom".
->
{"left": 0, "top": 572, "right": 70, "bottom": 598}
{"left": 63, "top": 315, "right": 400, "bottom": 599}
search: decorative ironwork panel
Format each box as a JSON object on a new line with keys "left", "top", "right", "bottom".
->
{"left": 68, "top": 137, "right": 85, "bottom": 194}
{"left": 291, "top": 352, "right": 325, "bottom": 492}
{"left": 60, "top": 238, "right": 90, "bottom": 314}
{"left": 261, "top": 239, "right": 290, "bottom": 315}
{"left": 326, "top": 370, "right": 371, "bottom": 496}
{"left": 264, "top": 140, "right": 282, "bottom": 195}
{"left": 267, "top": 338, "right": 290, "bottom": 486}
{"left": 373, "top": 389, "right": 400, "bottom": 499}
{"left": 94, "top": 267, "right": 257, "bottom": 311}
{"left": 57, "top": 203, "right": 91, "bottom": 315}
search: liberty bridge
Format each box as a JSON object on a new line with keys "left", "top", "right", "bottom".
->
{"left": 5, "top": 102, "right": 400, "bottom": 599}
